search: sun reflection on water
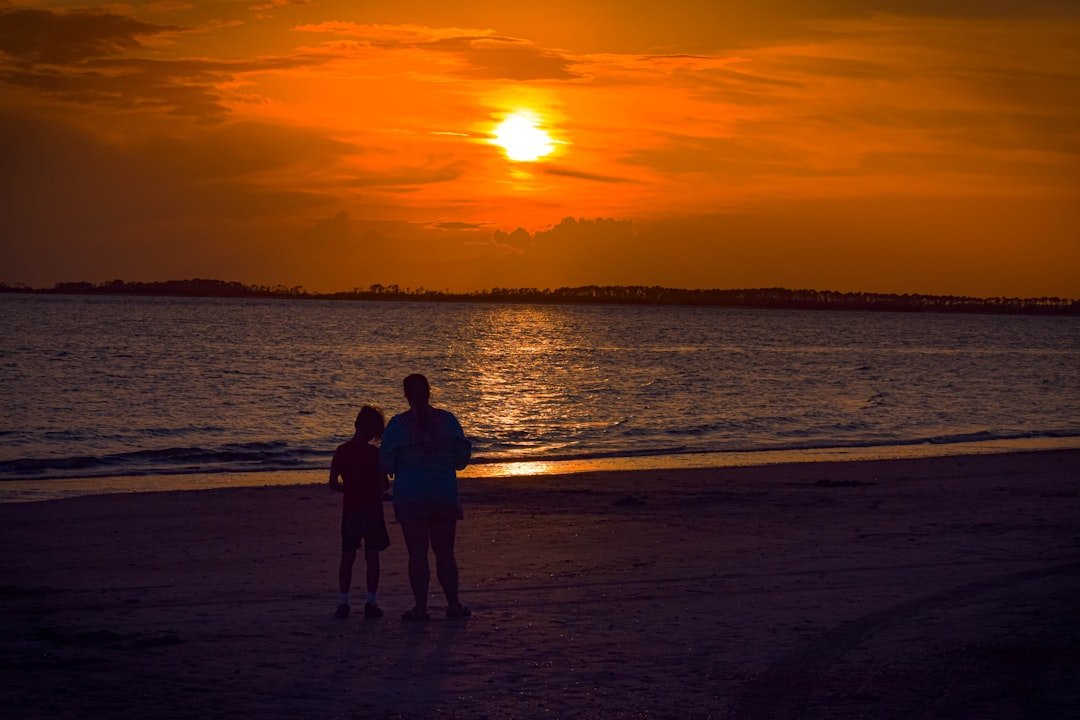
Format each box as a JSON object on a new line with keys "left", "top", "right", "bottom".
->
{"left": 499, "top": 460, "right": 557, "bottom": 477}
{"left": 453, "top": 305, "right": 607, "bottom": 461}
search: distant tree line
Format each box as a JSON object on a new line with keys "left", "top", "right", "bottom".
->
{"left": 1, "top": 278, "right": 1077, "bottom": 316}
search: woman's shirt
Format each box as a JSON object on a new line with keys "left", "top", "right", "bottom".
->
{"left": 380, "top": 408, "right": 471, "bottom": 508}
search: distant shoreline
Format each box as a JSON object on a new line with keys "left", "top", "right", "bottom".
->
{"left": 2, "top": 278, "right": 1077, "bottom": 316}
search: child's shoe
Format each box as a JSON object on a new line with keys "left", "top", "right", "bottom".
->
{"left": 364, "top": 603, "right": 383, "bottom": 619}
{"left": 334, "top": 604, "right": 350, "bottom": 619}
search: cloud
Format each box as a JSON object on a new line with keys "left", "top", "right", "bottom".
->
{"left": 334, "top": 161, "right": 467, "bottom": 190}
{"left": 2, "top": 55, "right": 322, "bottom": 120}
{"left": 3, "top": 62, "right": 227, "bottom": 119}
{"left": 826, "top": 1, "right": 1080, "bottom": 20}
{"left": 466, "top": 204, "right": 1077, "bottom": 296}
{"left": 491, "top": 217, "right": 636, "bottom": 257}
{"left": 300, "top": 210, "right": 350, "bottom": 247}
{"left": 542, "top": 166, "right": 637, "bottom": 183}
{"left": 0, "top": 7, "right": 329, "bottom": 120}
{"left": 294, "top": 21, "right": 580, "bottom": 80}
{"left": 0, "top": 113, "right": 354, "bottom": 225}
{"left": 432, "top": 36, "right": 580, "bottom": 80}
{"left": 146, "top": 2, "right": 194, "bottom": 13}
{"left": 250, "top": 0, "right": 309, "bottom": 19}
{"left": 0, "top": 7, "right": 179, "bottom": 63}
{"left": 602, "top": 14, "right": 1080, "bottom": 193}
{"left": 0, "top": 111, "right": 353, "bottom": 279}
{"left": 622, "top": 134, "right": 806, "bottom": 180}
{"left": 431, "top": 221, "right": 488, "bottom": 230}
{"left": 293, "top": 22, "right": 495, "bottom": 42}
{"left": 771, "top": 55, "right": 902, "bottom": 80}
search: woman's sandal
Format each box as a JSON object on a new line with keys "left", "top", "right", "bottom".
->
{"left": 446, "top": 603, "right": 472, "bottom": 619}
{"left": 401, "top": 607, "right": 431, "bottom": 622}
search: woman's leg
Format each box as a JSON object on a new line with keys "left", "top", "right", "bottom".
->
{"left": 400, "top": 520, "right": 431, "bottom": 612}
{"left": 429, "top": 518, "right": 459, "bottom": 608}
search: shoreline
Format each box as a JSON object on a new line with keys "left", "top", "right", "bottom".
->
{"left": 2, "top": 448, "right": 1078, "bottom": 717}
{"left": 2, "top": 436, "right": 1080, "bottom": 505}
{"left": 7, "top": 430, "right": 1079, "bottom": 487}
{"left": 2, "top": 437, "right": 1079, "bottom": 504}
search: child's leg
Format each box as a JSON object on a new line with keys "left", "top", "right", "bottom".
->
{"left": 338, "top": 549, "right": 356, "bottom": 596}
{"left": 364, "top": 547, "right": 380, "bottom": 595}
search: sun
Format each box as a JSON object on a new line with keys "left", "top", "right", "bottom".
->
{"left": 492, "top": 111, "right": 555, "bottom": 162}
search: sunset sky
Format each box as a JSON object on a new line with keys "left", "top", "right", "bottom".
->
{"left": 1, "top": 1, "right": 1078, "bottom": 296}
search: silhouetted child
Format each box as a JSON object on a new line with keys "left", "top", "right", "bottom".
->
{"left": 329, "top": 405, "right": 390, "bottom": 619}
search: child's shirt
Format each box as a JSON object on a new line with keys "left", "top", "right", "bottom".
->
{"left": 332, "top": 438, "right": 385, "bottom": 513}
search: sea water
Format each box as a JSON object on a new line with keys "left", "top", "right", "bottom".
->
{"left": 1, "top": 294, "right": 1078, "bottom": 491}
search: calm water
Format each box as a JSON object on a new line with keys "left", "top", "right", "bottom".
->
{"left": 1, "top": 294, "right": 1078, "bottom": 484}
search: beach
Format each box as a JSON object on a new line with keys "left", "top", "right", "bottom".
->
{"left": 2, "top": 449, "right": 1078, "bottom": 719}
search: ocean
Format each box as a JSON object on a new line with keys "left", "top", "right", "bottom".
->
{"left": 2, "top": 294, "right": 1078, "bottom": 495}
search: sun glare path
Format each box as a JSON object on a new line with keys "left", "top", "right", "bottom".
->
{"left": 492, "top": 112, "right": 555, "bottom": 162}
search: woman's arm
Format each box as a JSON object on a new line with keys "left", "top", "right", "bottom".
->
{"left": 446, "top": 412, "right": 472, "bottom": 470}
{"left": 379, "top": 417, "right": 401, "bottom": 477}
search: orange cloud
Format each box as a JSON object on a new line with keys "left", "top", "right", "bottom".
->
{"left": 292, "top": 22, "right": 496, "bottom": 41}
{"left": 250, "top": 0, "right": 309, "bottom": 20}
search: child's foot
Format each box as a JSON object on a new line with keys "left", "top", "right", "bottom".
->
{"left": 334, "top": 604, "right": 350, "bottom": 619}
{"left": 364, "top": 603, "right": 383, "bottom": 619}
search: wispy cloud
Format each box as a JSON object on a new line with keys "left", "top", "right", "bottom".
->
{"left": 542, "top": 166, "right": 637, "bottom": 183}
{"left": 430, "top": 220, "right": 488, "bottom": 230}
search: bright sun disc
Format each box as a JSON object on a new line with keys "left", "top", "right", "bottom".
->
{"left": 492, "top": 112, "right": 554, "bottom": 162}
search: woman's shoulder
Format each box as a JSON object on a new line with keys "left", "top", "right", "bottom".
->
{"left": 432, "top": 407, "right": 461, "bottom": 424}
{"left": 385, "top": 410, "right": 413, "bottom": 426}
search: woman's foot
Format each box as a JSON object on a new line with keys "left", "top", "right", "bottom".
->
{"left": 334, "top": 604, "right": 350, "bottom": 619}
{"left": 401, "top": 607, "right": 430, "bottom": 622}
{"left": 446, "top": 602, "right": 471, "bottom": 619}
{"left": 364, "top": 603, "right": 383, "bottom": 619}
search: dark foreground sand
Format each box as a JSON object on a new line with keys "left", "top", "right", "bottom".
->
{"left": 2, "top": 450, "right": 1078, "bottom": 719}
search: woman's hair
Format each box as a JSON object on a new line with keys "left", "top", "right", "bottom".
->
{"left": 403, "top": 373, "right": 437, "bottom": 451}
{"left": 354, "top": 405, "right": 385, "bottom": 438}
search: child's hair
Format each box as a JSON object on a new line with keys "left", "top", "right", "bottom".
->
{"left": 354, "top": 405, "right": 385, "bottom": 438}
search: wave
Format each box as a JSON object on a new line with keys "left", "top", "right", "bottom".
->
{"left": 468, "top": 428, "right": 1080, "bottom": 465}
{"left": 0, "top": 441, "right": 326, "bottom": 479}
{"left": 3, "top": 428, "right": 1078, "bottom": 482}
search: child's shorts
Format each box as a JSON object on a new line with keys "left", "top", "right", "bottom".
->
{"left": 341, "top": 506, "right": 391, "bottom": 552}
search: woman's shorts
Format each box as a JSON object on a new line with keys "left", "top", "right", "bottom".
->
{"left": 341, "top": 506, "right": 391, "bottom": 552}
{"left": 393, "top": 502, "right": 464, "bottom": 526}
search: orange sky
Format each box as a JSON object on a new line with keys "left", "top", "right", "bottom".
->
{"left": 1, "top": 1, "right": 1078, "bottom": 295}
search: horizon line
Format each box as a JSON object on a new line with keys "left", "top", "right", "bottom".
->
{"left": 2, "top": 278, "right": 1077, "bottom": 316}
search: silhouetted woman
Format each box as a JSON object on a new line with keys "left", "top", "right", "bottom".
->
{"left": 380, "top": 374, "right": 472, "bottom": 620}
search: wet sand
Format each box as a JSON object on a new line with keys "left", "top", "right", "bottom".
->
{"left": 2, "top": 450, "right": 1078, "bottom": 719}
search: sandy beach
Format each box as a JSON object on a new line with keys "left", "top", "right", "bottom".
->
{"left": 2, "top": 449, "right": 1078, "bottom": 719}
